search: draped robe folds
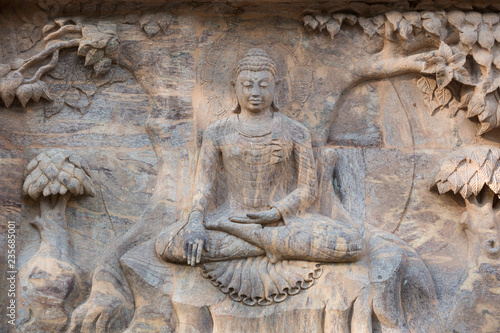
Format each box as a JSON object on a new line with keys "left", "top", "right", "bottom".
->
{"left": 155, "top": 113, "right": 364, "bottom": 304}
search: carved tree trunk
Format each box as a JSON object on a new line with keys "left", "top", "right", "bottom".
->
{"left": 19, "top": 194, "right": 82, "bottom": 333}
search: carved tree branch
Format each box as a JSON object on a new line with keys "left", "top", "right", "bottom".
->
{"left": 23, "top": 50, "right": 60, "bottom": 84}
{"left": 18, "top": 39, "right": 80, "bottom": 73}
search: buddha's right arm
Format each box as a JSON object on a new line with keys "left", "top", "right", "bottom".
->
{"left": 190, "top": 129, "right": 219, "bottom": 217}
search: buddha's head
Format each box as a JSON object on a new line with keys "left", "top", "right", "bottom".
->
{"left": 231, "top": 48, "right": 280, "bottom": 114}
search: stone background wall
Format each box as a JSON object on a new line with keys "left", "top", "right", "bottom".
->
{"left": 1, "top": 1, "right": 500, "bottom": 332}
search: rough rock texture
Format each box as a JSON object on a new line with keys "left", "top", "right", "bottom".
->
{"left": 0, "top": 1, "right": 499, "bottom": 333}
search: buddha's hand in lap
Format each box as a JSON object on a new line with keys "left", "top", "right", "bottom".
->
{"left": 230, "top": 207, "right": 282, "bottom": 225}
{"left": 184, "top": 211, "right": 209, "bottom": 266}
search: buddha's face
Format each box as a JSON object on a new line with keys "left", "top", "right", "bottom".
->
{"left": 235, "top": 70, "right": 276, "bottom": 114}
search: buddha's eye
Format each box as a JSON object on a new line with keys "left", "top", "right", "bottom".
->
{"left": 260, "top": 82, "right": 269, "bottom": 88}
{"left": 242, "top": 81, "right": 252, "bottom": 87}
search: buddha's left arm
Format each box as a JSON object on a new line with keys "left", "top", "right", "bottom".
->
{"left": 272, "top": 125, "right": 317, "bottom": 217}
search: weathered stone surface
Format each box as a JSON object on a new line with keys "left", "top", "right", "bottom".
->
{"left": 0, "top": 2, "right": 499, "bottom": 333}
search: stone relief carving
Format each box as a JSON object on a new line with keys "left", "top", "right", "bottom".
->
{"left": 64, "top": 48, "right": 443, "bottom": 333}
{"left": 1, "top": 4, "right": 498, "bottom": 333}
{"left": 303, "top": 11, "right": 500, "bottom": 135}
{"left": 0, "top": 18, "right": 120, "bottom": 108}
{"left": 19, "top": 149, "right": 95, "bottom": 332}
{"left": 432, "top": 146, "right": 500, "bottom": 332}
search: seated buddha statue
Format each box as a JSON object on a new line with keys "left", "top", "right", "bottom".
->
{"left": 155, "top": 49, "right": 364, "bottom": 272}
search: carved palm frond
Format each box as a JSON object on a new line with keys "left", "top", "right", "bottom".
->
{"left": 432, "top": 146, "right": 500, "bottom": 199}
{"left": 23, "top": 149, "right": 96, "bottom": 200}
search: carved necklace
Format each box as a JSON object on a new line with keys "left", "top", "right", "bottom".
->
{"left": 235, "top": 113, "right": 276, "bottom": 138}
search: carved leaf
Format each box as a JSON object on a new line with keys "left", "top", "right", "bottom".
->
{"left": 326, "top": 21, "right": 341, "bottom": 39}
{"left": 344, "top": 14, "right": 357, "bottom": 25}
{"left": 477, "top": 101, "right": 500, "bottom": 135}
{"left": 466, "top": 146, "right": 489, "bottom": 168}
{"left": 448, "top": 11, "right": 466, "bottom": 31}
{"left": 437, "top": 181, "right": 453, "bottom": 194}
{"left": 466, "top": 90, "right": 486, "bottom": 118}
{"left": 495, "top": 24, "right": 500, "bottom": 43}
{"left": 478, "top": 153, "right": 495, "bottom": 182}
{"left": 448, "top": 52, "right": 466, "bottom": 68}
{"left": 315, "top": 14, "right": 331, "bottom": 27}
{"left": 421, "top": 12, "right": 441, "bottom": 36}
{"left": 465, "top": 12, "right": 481, "bottom": 28}
{"left": 398, "top": 19, "right": 412, "bottom": 40}
{"left": 0, "top": 71, "right": 23, "bottom": 107}
{"left": 435, "top": 87, "right": 452, "bottom": 106}
{"left": 331, "top": 14, "right": 345, "bottom": 25}
{"left": 447, "top": 171, "right": 465, "bottom": 194}
{"left": 472, "top": 44, "right": 493, "bottom": 67}
{"left": 453, "top": 67, "right": 473, "bottom": 85}
{"left": 482, "top": 14, "right": 499, "bottom": 27}
{"left": 385, "top": 11, "right": 402, "bottom": 29}
{"left": 16, "top": 84, "right": 34, "bottom": 107}
{"left": 84, "top": 48, "right": 105, "bottom": 66}
{"left": 403, "top": 11, "right": 422, "bottom": 29}
{"left": 438, "top": 42, "right": 454, "bottom": 60}
{"left": 358, "top": 17, "right": 377, "bottom": 38}
{"left": 478, "top": 23, "right": 495, "bottom": 50}
{"left": 436, "top": 67, "right": 454, "bottom": 89}
{"left": 436, "top": 160, "right": 459, "bottom": 182}
{"left": 488, "top": 169, "right": 500, "bottom": 194}
{"left": 422, "top": 57, "right": 445, "bottom": 74}
{"left": 460, "top": 28, "right": 478, "bottom": 49}
{"left": 417, "top": 76, "right": 437, "bottom": 95}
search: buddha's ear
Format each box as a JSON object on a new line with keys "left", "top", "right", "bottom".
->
{"left": 229, "top": 80, "right": 240, "bottom": 114}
